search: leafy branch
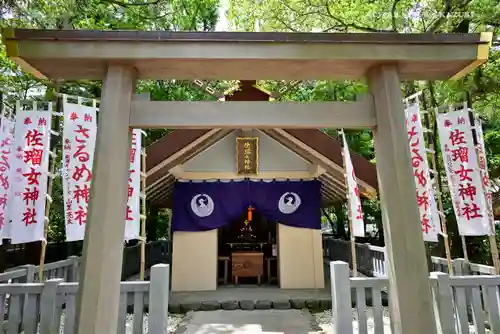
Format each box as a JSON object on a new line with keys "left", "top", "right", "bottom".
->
{"left": 99, "top": 0, "right": 162, "bottom": 6}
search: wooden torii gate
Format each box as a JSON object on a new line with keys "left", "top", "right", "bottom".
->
{"left": 2, "top": 28, "right": 492, "bottom": 334}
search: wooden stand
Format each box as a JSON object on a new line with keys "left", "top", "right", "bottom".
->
{"left": 231, "top": 251, "right": 263, "bottom": 285}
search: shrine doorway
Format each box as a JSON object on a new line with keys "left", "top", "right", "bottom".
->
{"left": 217, "top": 209, "right": 278, "bottom": 286}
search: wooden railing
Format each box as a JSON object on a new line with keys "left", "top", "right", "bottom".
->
{"left": 0, "top": 264, "right": 170, "bottom": 334}
{"left": 323, "top": 237, "right": 496, "bottom": 277}
{"left": 121, "top": 240, "right": 171, "bottom": 280}
{"left": 330, "top": 260, "right": 500, "bottom": 334}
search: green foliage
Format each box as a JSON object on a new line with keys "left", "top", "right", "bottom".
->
{"left": 0, "top": 0, "right": 222, "bottom": 242}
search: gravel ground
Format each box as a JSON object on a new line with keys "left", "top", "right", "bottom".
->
{"left": 124, "top": 313, "right": 185, "bottom": 334}
{"left": 314, "top": 308, "right": 392, "bottom": 333}
{"left": 313, "top": 308, "right": 490, "bottom": 334}
{"left": 34, "top": 309, "right": 492, "bottom": 334}
{"left": 34, "top": 312, "right": 186, "bottom": 334}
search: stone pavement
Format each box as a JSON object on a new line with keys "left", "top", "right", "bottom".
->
{"left": 174, "top": 309, "right": 323, "bottom": 334}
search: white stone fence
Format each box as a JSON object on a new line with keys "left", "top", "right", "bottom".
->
{"left": 323, "top": 237, "right": 497, "bottom": 277}
{"left": 331, "top": 261, "right": 500, "bottom": 334}
{"left": 0, "top": 256, "right": 80, "bottom": 284}
{"left": 0, "top": 264, "right": 169, "bottom": 334}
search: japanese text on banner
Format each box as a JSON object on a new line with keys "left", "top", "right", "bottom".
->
{"left": 10, "top": 111, "right": 52, "bottom": 244}
{"left": 405, "top": 103, "right": 441, "bottom": 242}
{"left": 437, "top": 109, "right": 491, "bottom": 236}
{"left": 475, "top": 119, "right": 493, "bottom": 215}
{"left": 124, "top": 129, "right": 141, "bottom": 241}
{"left": 341, "top": 131, "right": 364, "bottom": 237}
{"left": 0, "top": 118, "right": 15, "bottom": 240}
{"left": 62, "top": 102, "right": 97, "bottom": 242}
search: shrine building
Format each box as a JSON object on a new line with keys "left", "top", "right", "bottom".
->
{"left": 145, "top": 80, "right": 379, "bottom": 292}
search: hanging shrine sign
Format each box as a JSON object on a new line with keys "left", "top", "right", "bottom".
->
{"left": 10, "top": 110, "right": 52, "bottom": 244}
{"left": 62, "top": 100, "right": 97, "bottom": 242}
{"left": 405, "top": 103, "right": 441, "bottom": 242}
{"left": 236, "top": 137, "right": 259, "bottom": 175}
{"left": 437, "top": 109, "right": 491, "bottom": 236}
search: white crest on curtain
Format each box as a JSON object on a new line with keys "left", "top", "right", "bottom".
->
{"left": 191, "top": 194, "right": 214, "bottom": 217}
{"left": 278, "top": 192, "right": 301, "bottom": 214}
{"left": 437, "top": 108, "right": 491, "bottom": 236}
{"left": 10, "top": 108, "right": 52, "bottom": 244}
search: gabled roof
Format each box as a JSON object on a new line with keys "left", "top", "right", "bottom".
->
{"left": 145, "top": 128, "right": 378, "bottom": 208}
{"left": 145, "top": 80, "right": 379, "bottom": 208}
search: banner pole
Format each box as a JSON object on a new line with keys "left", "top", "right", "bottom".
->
{"left": 39, "top": 93, "right": 62, "bottom": 280}
{"left": 340, "top": 130, "right": 357, "bottom": 277}
{"left": 425, "top": 106, "right": 453, "bottom": 275}
{"left": 139, "top": 143, "right": 147, "bottom": 280}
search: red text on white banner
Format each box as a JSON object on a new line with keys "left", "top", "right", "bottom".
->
{"left": 437, "top": 109, "right": 490, "bottom": 236}
{"left": 10, "top": 111, "right": 52, "bottom": 244}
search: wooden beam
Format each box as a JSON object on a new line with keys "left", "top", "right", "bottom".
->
{"left": 261, "top": 129, "right": 346, "bottom": 189}
{"left": 368, "top": 64, "right": 436, "bottom": 333}
{"left": 147, "top": 128, "right": 222, "bottom": 177}
{"left": 146, "top": 129, "right": 233, "bottom": 189}
{"left": 130, "top": 100, "right": 376, "bottom": 129}
{"left": 3, "top": 29, "right": 491, "bottom": 80}
{"left": 175, "top": 170, "right": 320, "bottom": 180}
{"left": 269, "top": 129, "right": 377, "bottom": 198}
{"left": 75, "top": 65, "right": 136, "bottom": 334}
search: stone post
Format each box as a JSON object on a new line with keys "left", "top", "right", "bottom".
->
{"left": 368, "top": 64, "right": 437, "bottom": 334}
{"left": 74, "top": 65, "right": 136, "bottom": 334}
{"left": 330, "top": 261, "right": 353, "bottom": 333}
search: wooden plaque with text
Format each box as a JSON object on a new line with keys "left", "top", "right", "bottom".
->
{"left": 236, "top": 137, "right": 259, "bottom": 175}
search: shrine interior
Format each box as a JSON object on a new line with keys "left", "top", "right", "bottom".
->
{"left": 218, "top": 209, "right": 278, "bottom": 286}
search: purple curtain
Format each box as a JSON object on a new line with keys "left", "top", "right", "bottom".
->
{"left": 171, "top": 179, "right": 322, "bottom": 232}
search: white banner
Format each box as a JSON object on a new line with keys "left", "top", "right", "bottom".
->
{"left": 437, "top": 109, "right": 491, "bottom": 236}
{"left": 124, "top": 129, "right": 142, "bottom": 241}
{"left": 10, "top": 111, "right": 52, "bottom": 244}
{"left": 475, "top": 118, "right": 493, "bottom": 215}
{"left": 62, "top": 101, "right": 97, "bottom": 241}
{"left": 0, "top": 118, "right": 15, "bottom": 241}
{"left": 341, "top": 131, "right": 364, "bottom": 237}
{"left": 405, "top": 103, "right": 441, "bottom": 242}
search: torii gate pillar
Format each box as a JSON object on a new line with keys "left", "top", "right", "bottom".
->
{"left": 368, "top": 64, "right": 437, "bottom": 334}
{"left": 74, "top": 65, "right": 136, "bottom": 334}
